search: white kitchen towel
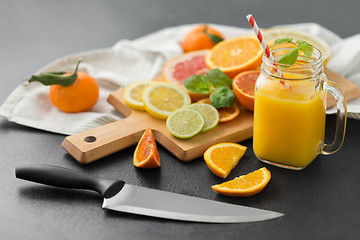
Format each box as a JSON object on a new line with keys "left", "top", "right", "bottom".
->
{"left": 0, "top": 23, "right": 359, "bottom": 135}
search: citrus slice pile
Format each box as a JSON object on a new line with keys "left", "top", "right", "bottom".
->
{"left": 166, "top": 108, "right": 205, "bottom": 139}
{"left": 133, "top": 128, "right": 160, "bottom": 168}
{"left": 124, "top": 80, "right": 153, "bottom": 111}
{"left": 232, "top": 70, "right": 261, "bottom": 111}
{"left": 197, "top": 98, "right": 240, "bottom": 123}
{"left": 205, "top": 36, "right": 263, "bottom": 77}
{"left": 212, "top": 167, "right": 271, "bottom": 197}
{"left": 162, "top": 50, "right": 210, "bottom": 101}
{"left": 142, "top": 82, "right": 191, "bottom": 120}
{"left": 203, "top": 143, "right": 247, "bottom": 179}
{"left": 263, "top": 28, "right": 332, "bottom": 66}
{"left": 186, "top": 103, "right": 219, "bottom": 133}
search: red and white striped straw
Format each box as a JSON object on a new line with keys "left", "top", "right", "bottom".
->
{"left": 246, "top": 14, "right": 287, "bottom": 86}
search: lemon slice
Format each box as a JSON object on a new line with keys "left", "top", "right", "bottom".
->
{"left": 124, "top": 80, "right": 153, "bottom": 111}
{"left": 186, "top": 103, "right": 219, "bottom": 133}
{"left": 166, "top": 108, "right": 205, "bottom": 139}
{"left": 143, "top": 82, "right": 191, "bottom": 120}
{"left": 263, "top": 28, "right": 332, "bottom": 66}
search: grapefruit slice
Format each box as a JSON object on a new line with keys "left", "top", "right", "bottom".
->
{"left": 162, "top": 50, "right": 210, "bottom": 101}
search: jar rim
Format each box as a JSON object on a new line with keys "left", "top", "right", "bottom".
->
{"left": 264, "top": 44, "right": 322, "bottom": 67}
{"left": 261, "top": 43, "right": 324, "bottom": 80}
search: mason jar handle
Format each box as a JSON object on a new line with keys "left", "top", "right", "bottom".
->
{"left": 321, "top": 74, "right": 347, "bottom": 155}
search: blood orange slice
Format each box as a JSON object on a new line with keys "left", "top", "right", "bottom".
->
{"left": 162, "top": 50, "right": 210, "bottom": 101}
{"left": 133, "top": 128, "right": 160, "bottom": 168}
{"left": 232, "top": 70, "right": 261, "bottom": 112}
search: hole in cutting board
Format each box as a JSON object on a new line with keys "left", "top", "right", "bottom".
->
{"left": 84, "top": 136, "right": 97, "bottom": 143}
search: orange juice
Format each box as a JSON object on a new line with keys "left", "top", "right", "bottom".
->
{"left": 254, "top": 44, "right": 346, "bottom": 170}
{"left": 253, "top": 74, "right": 326, "bottom": 168}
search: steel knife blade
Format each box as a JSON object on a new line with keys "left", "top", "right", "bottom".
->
{"left": 15, "top": 164, "right": 283, "bottom": 223}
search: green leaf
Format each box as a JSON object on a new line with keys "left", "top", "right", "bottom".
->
{"left": 183, "top": 75, "right": 212, "bottom": 94}
{"left": 274, "top": 38, "right": 293, "bottom": 44}
{"left": 206, "top": 68, "right": 232, "bottom": 88}
{"left": 28, "top": 59, "right": 81, "bottom": 86}
{"left": 296, "top": 40, "right": 313, "bottom": 58}
{"left": 277, "top": 49, "right": 299, "bottom": 66}
{"left": 209, "top": 86, "right": 234, "bottom": 108}
{"left": 203, "top": 25, "right": 224, "bottom": 44}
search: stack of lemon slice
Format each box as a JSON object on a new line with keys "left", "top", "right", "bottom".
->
{"left": 124, "top": 81, "right": 220, "bottom": 139}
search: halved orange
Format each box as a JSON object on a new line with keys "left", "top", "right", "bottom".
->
{"left": 212, "top": 167, "right": 271, "bottom": 197}
{"left": 203, "top": 142, "right": 247, "bottom": 179}
{"left": 205, "top": 35, "right": 263, "bottom": 77}
{"left": 197, "top": 98, "right": 240, "bottom": 123}
{"left": 232, "top": 70, "right": 261, "bottom": 111}
{"left": 133, "top": 128, "right": 160, "bottom": 168}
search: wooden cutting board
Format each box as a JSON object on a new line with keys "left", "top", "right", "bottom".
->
{"left": 62, "top": 69, "right": 360, "bottom": 164}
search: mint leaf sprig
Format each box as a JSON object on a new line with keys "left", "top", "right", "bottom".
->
{"left": 183, "top": 68, "right": 235, "bottom": 108}
{"left": 274, "top": 38, "right": 313, "bottom": 66}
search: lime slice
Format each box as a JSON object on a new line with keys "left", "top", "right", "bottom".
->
{"left": 166, "top": 109, "right": 205, "bottom": 139}
{"left": 124, "top": 80, "right": 153, "bottom": 110}
{"left": 143, "top": 82, "right": 191, "bottom": 120}
{"left": 186, "top": 103, "right": 219, "bottom": 132}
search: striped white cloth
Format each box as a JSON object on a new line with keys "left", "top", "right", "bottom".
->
{"left": 1, "top": 23, "right": 360, "bottom": 135}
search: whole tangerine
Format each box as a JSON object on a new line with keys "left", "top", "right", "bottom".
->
{"left": 28, "top": 59, "right": 99, "bottom": 113}
{"left": 182, "top": 24, "right": 224, "bottom": 52}
{"left": 49, "top": 71, "right": 99, "bottom": 113}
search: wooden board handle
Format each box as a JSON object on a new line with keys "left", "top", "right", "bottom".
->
{"left": 62, "top": 116, "right": 145, "bottom": 164}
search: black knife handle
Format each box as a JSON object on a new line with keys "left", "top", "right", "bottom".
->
{"left": 15, "top": 164, "right": 125, "bottom": 199}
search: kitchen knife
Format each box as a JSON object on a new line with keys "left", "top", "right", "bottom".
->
{"left": 15, "top": 164, "right": 283, "bottom": 223}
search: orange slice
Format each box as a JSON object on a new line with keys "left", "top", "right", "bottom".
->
{"left": 205, "top": 35, "right": 263, "bottom": 77}
{"left": 211, "top": 167, "right": 271, "bottom": 197}
{"left": 133, "top": 128, "right": 160, "bottom": 168}
{"left": 197, "top": 98, "right": 240, "bottom": 123}
{"left": 203, "top": 143, "right": 247, "bottom": 178}
{"left": 232, "top": 70, "right": 261, "bottom": 111}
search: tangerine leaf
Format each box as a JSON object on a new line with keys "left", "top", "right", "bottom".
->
{"left": 28, "top": 59, "right": 81, "bottom": 86}
{"left": 203, "top": 25, "right": 224, "bottom": 44}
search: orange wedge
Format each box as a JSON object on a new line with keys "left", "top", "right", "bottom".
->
{"left": 197, "top": 98, "right": 240, "bottom": 123}
{"left": 212, "top": 167, "right": 271, "bottom": 197}
{"left": 232, "top": 70, "right": 261, "bottom": 111}
{"left": 133, "top": 128, "right": 160, "bottom": 168}
{"left": 205, "top": 35, "right": 263, "bottom": 77}
{"left": 203, "top": 143, "right": 247, "bottom": 178}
